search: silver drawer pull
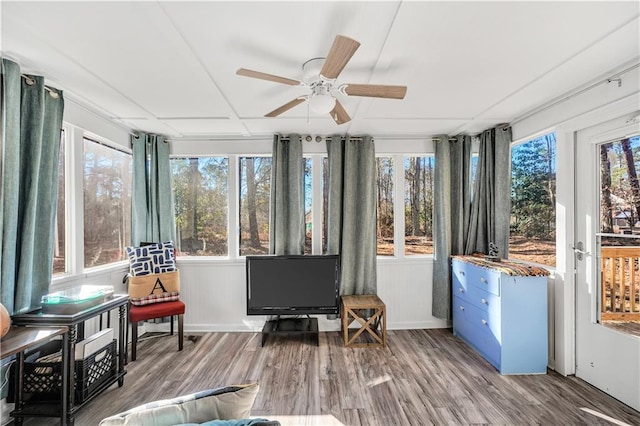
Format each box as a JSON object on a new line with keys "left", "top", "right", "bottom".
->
{"left": 480, "top": 277, "right": 487, "bottom": 284}
{"left": 459, "top": 305, "right": 465, "bottom": 311}
{"left": 458, "top": 287, "right": 464, "bottom": 293}
{"left": 459, "top": 271, "right": 465, "bottom": 276}
{"left": 481, "top": 298, "right": 487, "bottom": 304}
{"left": 481, "top": 319, "right": 487, "bottom": 325}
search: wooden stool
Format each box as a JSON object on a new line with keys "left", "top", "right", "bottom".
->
{"left": 341, "top": 294, "right": 386, "bottom": 348}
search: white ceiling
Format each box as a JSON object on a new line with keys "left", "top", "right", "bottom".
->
{"left": 1, "top": 1, "right": 639, "bottom": 140}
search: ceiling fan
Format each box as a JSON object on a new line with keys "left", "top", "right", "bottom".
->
{"left": 236, "top": 35, "right": 407, "bottom": 125}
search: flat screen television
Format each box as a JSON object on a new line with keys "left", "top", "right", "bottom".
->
{"left": 246, "top": 255, "right": 340, "bottom": 316}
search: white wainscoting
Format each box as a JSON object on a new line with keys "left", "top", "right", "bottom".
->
{"left": 51, "top": 258, "right": 452, "bottom": 332}
{"left": 173, "top": 257, "right": 447, "bottom": 332}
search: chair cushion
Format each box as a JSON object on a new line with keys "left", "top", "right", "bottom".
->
{"left": 99, "top": 384, "right": 260, "bottom": 426}
{"left": 126, "top": 241, "right": 176, "bottom": 276}
{"left": 129, "top": 300, "right": 185, "bottom": 323}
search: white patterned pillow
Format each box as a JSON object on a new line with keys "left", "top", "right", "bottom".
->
{"left": 126, "top": 242, "right": 176, "bottom": 276}
{"left": 99, "top": 384, "right": 260, "bottom": 426}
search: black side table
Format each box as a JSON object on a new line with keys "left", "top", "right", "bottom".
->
{"left": 1, "top": 326, "right": 69, "bottom": 425}
{"left": 10, "top": 294, "right": 128, "bottom": 425}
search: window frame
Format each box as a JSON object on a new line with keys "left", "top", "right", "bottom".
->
{"left": 170, "top": 155, "right": 230, "bottom": 258}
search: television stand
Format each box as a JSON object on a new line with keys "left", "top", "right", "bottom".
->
{"left": 261, "top": 316, "right": 319, "bottom": 347}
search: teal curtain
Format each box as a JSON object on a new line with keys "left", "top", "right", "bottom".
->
{"left": 466, "top": 126, "right": 512, "bottom": 257}
{"left": 131, "top": 133, "right": 176, "bottom": 246}
{"left": 432, "top": 135, "right": 473, "bottom": 320}
{"left": 326, "top": 135, "right": 377, "bottom": 295}
{"left": 0, "top": 58, "right": 64, "bottom": 315}
{"left": 269, "top": 134, "right": 304, "bottom": 255}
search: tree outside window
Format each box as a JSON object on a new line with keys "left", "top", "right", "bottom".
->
{"left": 377, "top": 157, "right": 394, "bottom": 256}
{"left": 600, "top": 135, "right": 640, "bottom": 240}
{"left": 83, "top": 138, "right": 132, "bottom": 268}
{"left": 510, "top": 133, "right": 556, "bottom": 266}
{"left": 172, "top": 157, "right": 228, "bottom": 256}
{"left": 404, "top": 156, "right": 434, "bottom": 255}
{"left": 239, "top": 157, "right": 271, "bottom": 256}
{"left": 53, "top": 130, "right": 66, "bottom": 275}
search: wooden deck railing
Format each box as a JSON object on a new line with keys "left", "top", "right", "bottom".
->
{"left": 600, "top": 246, "right": 640, "bottom": 321}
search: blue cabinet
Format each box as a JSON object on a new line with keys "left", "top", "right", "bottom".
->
{"left": 451, "top": 257, "right": 548, "bottom": 374}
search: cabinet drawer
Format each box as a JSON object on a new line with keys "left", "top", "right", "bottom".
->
{"left": 453, "top": 278, "right": 499, "bottom": 312}
{"left": 453, "top": 261, "right": 500, "bottom": 296}
{"left": 453, "top": 297, "right": 501, "bottom": 342}
{"left": 453, "top": 299, "right": 501, "bottom": 368}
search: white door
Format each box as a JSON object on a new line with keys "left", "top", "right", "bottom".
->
{"left": 575, "top": 119, "right": 640, "bottom": 412}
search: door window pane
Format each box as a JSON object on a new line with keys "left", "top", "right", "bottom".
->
{"left": 599, "top": 135, "right": 640, "bottom": 237}
{"left": 239, "top": 157, "right": 271, "bottom": 256}
{"left": 83, "top": 138, "right": 132, "bottom": 268}
{"left": 510, "top": 133, "right": 556, "bottom": 266}
{"left": 404, "top": 156, "right": 434, "bottom": 255}
{"left": 377, "top": 157, "right": 394, "bottom": 256}
{"left": 171, "top": 157, "right": 228, "bottom": 256}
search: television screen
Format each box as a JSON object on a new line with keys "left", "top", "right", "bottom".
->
{"left": 246, "top": 255, "right": 340, "bottom": 315}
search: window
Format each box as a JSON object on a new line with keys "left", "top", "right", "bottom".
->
{"left": 404, "top": 156, "right": 434, "bottom": 255}
{"left": 599, "top": 135, "right": 640, "bottom": 237}
{"left": 321, "top": 158, "right": 329, "bottom": 254}
{"left": 239, "top": 156, "right": 271, "bottom": 256}
{"left": 304, "top": 157, "right": 312, "bottom": 254}
{"left": 510, "top": 133, "right": 556, "bottom": 266}
{"left": 53, "top": 130, "right": 66, "bottom": 275}
{"left": 171, "top": 157, "right": 228, "bottom": 256}
{"left": 376, "top": 157, "right": 394, "bottom": 256}
{"left": 83, "top": 138, "right": 132, "bottom": 268}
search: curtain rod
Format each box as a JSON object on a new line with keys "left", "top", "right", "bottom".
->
{"left": 511, "top": 62, "right": 640, "bottom": 126}
{"left": 130, "top": 132, "right": 169, "bottom": 143}
{"left": 20, "top": 74, "right": 60, "bottom": 99}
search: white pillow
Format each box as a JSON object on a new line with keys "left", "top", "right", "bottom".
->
{"left": 99, "top": 384, "right": 259, "bottom": 426}
{"left": 126, "top": 241, "right": 176, "bottom": 276}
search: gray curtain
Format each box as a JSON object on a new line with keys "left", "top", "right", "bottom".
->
{"left": 269, "top": 134, "right": 304, "bottom": 255}
{"left": 466, "top": 126, "right": 512, "bottom": 258}
{"left": 326, "top": 135, "right": 377, "bottom": 295}
{"left": 0, "top": 58, "right": 64, "bottom": 315}
{"left": 432, "top": 135, "right": 473, "bottom": 320}
{"left": 131, "top": 133, "right": 176, "bottom": 246}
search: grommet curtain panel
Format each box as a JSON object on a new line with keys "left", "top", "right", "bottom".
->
{"left": 466, "top": 126, "right": 512, "bottom": 258}
{"left": 0, "top": 58, "right": 64, "bottom": 315}
{"left": 269, "top": 134, "right": 305, "bottom": 255}
{"left": 131, "top": 133, "right": 176, "bottom": 246}
{"left": 326, "top": 135, "right": 377, "bottom": 296}
{"left": 432, "top": 127, "right": 511, "bottom": 320}
{"left": 432, "top": 135, "right": 473, "bottom": 320}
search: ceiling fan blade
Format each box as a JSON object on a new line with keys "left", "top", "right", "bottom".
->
{"left": 329, "top": 99, "right": 351, "bottom": 125}
{"left": 236, "top": 68, "right": 300, "bottom": 86}
{"left": 341, "top": 84, "right": 407, "bottom": 99}
{"left": 265, "top": 97, "right": 307, "bottom": 117}
{"left": 320, "top": 35, "right": 361, "bottom": 80}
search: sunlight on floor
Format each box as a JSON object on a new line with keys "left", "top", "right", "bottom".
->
{"left": 366, "top": 374, "right": 392, "bottom": 387}
{"left": 268, "top": 414, "right": 346, "bottom": 426}
{"left": 580, "top": 407, "right": 632, "bottom": 426}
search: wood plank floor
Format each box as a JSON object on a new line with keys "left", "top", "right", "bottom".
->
{"left": 19, "top": 329, "right": 640, "bottom": 425}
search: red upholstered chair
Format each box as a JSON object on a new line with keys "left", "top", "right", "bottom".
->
{"left": 129, "top": 300, "right": 185, "bottom": 361}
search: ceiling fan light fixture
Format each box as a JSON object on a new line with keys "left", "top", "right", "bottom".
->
{"left": 308, "top": 93, "right": 336, "bottom": 114}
